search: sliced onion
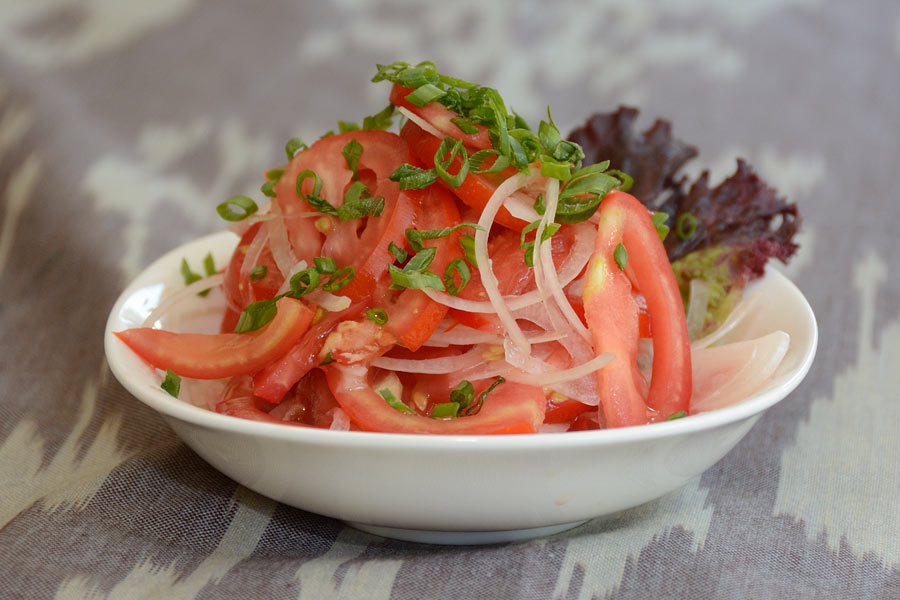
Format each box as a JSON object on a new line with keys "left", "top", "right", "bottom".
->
{"left": 306, "top": 290, "right": 351, "bottom": 312}
{"left": 329, "top": 407, "right": 351, "bottom": 430}
{"left": 228, "top": 203, "right": 272, "bottom": 237}
{"left": 397, "top": 106, "right": 443, "bottom": 139}
{"left": 239, "top": 225, "right": 269, "bottom": 304}
{"left": 507, "top": 352, "right": 614, "bottom": 387}
{"left": 142, "top": 273, "right": 225, "bottom": 328}
{"left": 372, "top": 345, "right": 497, "bottom": 374}
{"left": 423, "top": 323, "right": 502, "bottom": 347}
{"left": 691, "top": 330, "right": 790, "bottom": 413}
{"left": 685, "top": 278, "right": 711, "bottom": 340}
{"left": 539, "top": 423, "right": 570, "bottom": 433}
{"left": 692, "top": 291, "right": 760, "bottom": 350}
{"left": 264, "top": 200, "right": 298, "bottom": 277}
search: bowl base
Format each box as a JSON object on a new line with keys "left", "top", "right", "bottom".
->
{"left": 345, "top": 519, "right": 588, "bottom": 545}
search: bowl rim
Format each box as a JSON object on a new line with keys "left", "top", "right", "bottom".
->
{"left": 104, "top": 231, "right": 818, "bottom": 451}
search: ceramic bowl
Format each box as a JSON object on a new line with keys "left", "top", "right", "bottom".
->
{"left": 105, "top": 231, "right": 817, "bottom": 544}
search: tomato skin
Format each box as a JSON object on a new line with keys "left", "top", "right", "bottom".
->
{"left": 390, "top": 84, "right": 492, "bottom": 150}
{"left": 215, "top": 376, "right": 307, "bottom": 426}
{"left": 544, "top": 398, "right": 593, "bottom": 425}
{"left": 222, "top": 223, "right": 284, "bottom": 312}
{"left": 400, "top": 121, "right": 527, "bottom": 230}
{"left": 583, "top": 191, "right": 691, "bottom": 427}
{"left": 116, "top": 297, "right": 314, "bottom": 379}
{"left": 379, "top": 185, "right": 463, "bottom": 350}
{"left": 325, "top": 364, "right": 546, "bottom": 434}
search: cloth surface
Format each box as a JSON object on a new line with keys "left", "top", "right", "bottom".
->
{"left": 1, "top": 1, "right": 899, "bottom": 598}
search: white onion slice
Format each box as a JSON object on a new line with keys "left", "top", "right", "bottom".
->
{"left": 397, "top": 106, "right": 443, "bottom": 139}
{"left": 685, "top": 278, "right": 711, "bottom": 340}
{"left": 372, "top": 345, "right": 498, "bottom": 374}
{"left": 142, "top": 274, "right": 225, "bottom": 328}
{"left": 690, "top": 330, "right": 790, "bottom": 413}
{"left": 691, "top": 291, "right": 760, "bottom": 350}
{"left": 507, "top": 352, "right": 614, "bottom": 387}
{"left": 423, "top": 324, "right": 502, "bottom": 347}
{"left": 238, "top": 225, "right": 269, "bottom": 304}
{"left": 539, "top": 423, "right": 570, "bottom": 433}
{"left": 329, "top": 407, "right": 351, "bottom": 431}
{"left": 264, "top": 200, "right": 298, "bottom": 277}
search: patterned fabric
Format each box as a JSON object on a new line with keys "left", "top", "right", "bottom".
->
{"left": 1, "top": 1, "right": 899, "bottom": 598}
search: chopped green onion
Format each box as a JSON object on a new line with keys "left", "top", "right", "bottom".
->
{"left": 181, "top": 258, "right": 201, "bottom": 286}
{"left": 290, "top": 268, "right": 320, "bottom": 297}
{"left": 405, "top": 222, "right": 484, "bottom": 252}
{"left": 203, "top": 252, "right": 216, "bottom": 276}
{"left": 469, "top": 149, "right": 510, "bottom": 174}
{"left": 388, "top": 241, "right": 408, "bottom": 263}
{"left": 459, "top": 235, "right": 478, "bottom": 268}
{"left": 296, "top": 169, "right": 338, "bottom": 216}
{"left": 389, "top": 163, "right": 438, "bottom": 190}
{"left": 342, "top": 139, "right": 363, "bottom": 180}
{"left": 540, "top": 155, "right": 571, "bottom": 180}
{"left": 665, "top": 410, "right": 688, "bottom": 421}
{"left": 651, "top": 212, "right": 670, "bottom": 241}
{"left": 216, "top": 195, "right": 258, "bottom": 222}
{"left": 285, "top": 137, "right": 307, "bottom": 159}
{"left": 433, "top": 137, "right": 469, "bottom": 188}
{"left": 450, "top": 117, "right": 479, "bottom": 135}
{"left": 608, "top": 169, "right": 633, "bottom": 193}
{"left": 320, "top": 353, "right": 335, "bottom": 366}
{"left": 450, "top": 380, "right": 475, "bottom": 410}
{"left": 322, "top": 266, "right": 355, "bottom": 292}
{"left": 234, "top": 298, "right": 279, "bottom": 333}
{"left": 676, "top": 213, "right": 698, "bottom": 240}
{"left": 313, "top": 256, "right": 336, "bottom": 274}
{"left": 338, "top": 120, "right": 360, "bottom": 133}
{"left": 443, "top": 258, "right": 470, "bottom": 296}
{"left": 379, "top": 388, "right": 416, "bottom": 414}
{"left": 337, "top": 181, "right": 384, "bottom": 221}
{"left": 533, "top": 193, "right": 545, "bottom": 215}
{"left": 366, "top": 308, "right": 388, "bottom": 325}
{"left": 431, "top": 402, "right": 460, "bottom": 418}
{"left": 614, "top": 243, "right": 628, "bottom": 271}
{"left": 361, "top": 103, "right": 396, "bottom": 130}
{"left": 404, "top": 246, "right": 436, "bottom": 272}
{"left": 464, "top": 377, "right": 505, "bottom": 416}
{"left": 260, "top": 180, "right": 277, "bottom": 197}
{"left": 520, "top": 221, "right": 560, "bottom": 267}
{"left": 265, "top": 167, "right": 285, "bottom": 181}
{"left": 405, "top": 83, "right": 446, "bottom": 107}
{"left": 160, "top": 369, "right": 180, "bottom": 398}
{"left": 249, "top": 265, "right": 267, "bottom": 281}
{"left": 388, "top": 264, "right": 444, "bottom": 290}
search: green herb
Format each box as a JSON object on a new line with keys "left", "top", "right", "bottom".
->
{"left": 337, "top": 181, "right": 385, "bottom": 221}
{"left": 366, "top": 308, "right": 388, "bottom": 325}
{"left": 216, "top": 195, "right": 258, "bottom": 222}
{"left": 338, "top": 120, "right": 360, "bottom": 133}
{"left": 361, "top": 103, "right": 396, "bottom": 130}
{"left": 519, "top": 221, "right": 560, "bottom": 267}
{"left": 431, "top": 402, "right": 460, "bottom": 418}
{"left": 320, "top": 353, "right": 335, "bottom": 366}
{"left": 160, "top": 369, "right": 180, "bottom": 398}
{"left": 449, "top": 380, "right": 475, "bottom": 410}
{"left": 405, "top": 222, "right": 483, "bottom": 252}
{"left": 249, "top": 265, "right": 267, "bottom": 281}
{"left": 379, "top": 388, "right": 416, "bottom": 414}
{"left": 260, "top": 180, "right": 277, "bottom": 197}
{"left": 342, "top": 139, "right": 363, "bottom": 180}
{"left": 285, "top": 137, "right": 307, "bottom": 160}
{"left": 652, "top": 212, "right": 671, "bottom": 241}
{"left": 313, "top": 256, "right": 336, "bottom": 274}
{"left": 388, "top": 241, "right": 408, "bottom": 263}
{"left": 464, "top": 377, "right": 505, "bottom": 416}
{"left": 322, "top": 266, "right": 355, "bottom": 292}
{"left": 180, "top": 258, "right": 202, "bottom": 287}
{"left": 665, "top": 410, "right": 688, "bottom": 421}
{"left": 296, "top": 170, "right": 338, "bottom": 216}
{"left": 234, "top": 298, "right": 279, "bottom": 333}
{"left": 459, "top": 234, "right": 478, "bottom": 268}
{"left": 450, "top": 117, "right": 479, "bottom": 135}
{"left": 469, "top": 149, "right": 510, "bottom": 174}
{"left": 388, "top": 264, "right": 444, "bottom": 291}
{"left": 676, "top": 213, "right": 698, "bottom": 240}
{"left": 290, "top": 268, "right": 320, "bottom": 297}
{"left": 405, "top": 82, "right": 446, "bottom": 107}
{"left": 433, "top": 137, "right": 468, "bottom": 188}
{"left": 614, "top": 243, "right": 628, "bottom": 271}
{"left": 389, "top": 163, "right": 438, "bottom": 190}
{"left": 443, "top": 258, "right": 470, "bottom": 296}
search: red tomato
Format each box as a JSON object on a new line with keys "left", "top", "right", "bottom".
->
{"left": 379, "top": 184, "right": 464, "bottom": 350}
{"left": 544, "top": 398, "right": 593, "bottom": 424}
{"left": 389, "top": 84, "right": 492, "bottom": 150}
{"left": 116, "top": 297, "right": 314, "bottom": 379}
{"left": 222, "top": 223, "right": 284, "bottom": 312}
{"left": 399, "top": 121, "right": 527, "bottom": 230}
{"left": 215, "top": 376, "right": 306, "bottom": 426}
{"left": 583, "top": 191, "right": 691, "bottom": 427}
{"left": 325, "top": 364, "right": 546, "bottom": 434}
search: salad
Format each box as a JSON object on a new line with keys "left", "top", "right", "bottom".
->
{"left": 115, "top": 61, "right": 800, "bottom": 434}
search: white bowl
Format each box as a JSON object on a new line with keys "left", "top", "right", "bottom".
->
{"left": 105, "top": 231, "right": 817, "bottom": 545}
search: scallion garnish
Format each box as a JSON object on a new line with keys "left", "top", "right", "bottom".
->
{"left": 464, "top": 377, "right": 505, "bottom": 416}
{"left": 322, "top": 266, "right": 355, "bottom": 292}
{"left": 338, "top": 120, "right": 359, "bottom": 133}
{"left": 388, "top": 264, "right": 444, "bottom": 291}
{"left": 405, "top": 82, "right": 446, "bottom": 107}
{"left": 388, "top": 163, "right": 438, "bottom": 190}
{"left": 433, "top": 137, "right": 469, "bottom": 188}
{"left": 342, "top": 139, "right": 363, "bottom": 180}
{"left": 443, "top": 258, "right": 470, "bottom": 296}
{"left": 366, "top": 308, "right": 388, "bottom": 325}
{"left": 450, "top": 380, "right": 475, "bottom": 410}
{"left": 296, "top": 170, "right": 338, "bottom": 216}
{"left": 405, "top": 222, "right": 484, "bottom": 252}
{"left": 234, "top": 298, "right": 279, "bottom": 333}
{"left": 614, "top": 243, "right": 628, "bottom": 271}
{"left": 459, "top": 235, "right": 478, "bottom": 268}
{"left": 285, "top": 137, "right": 307, "bottom": 159}
{"left": 249, "top": 265, "right": 267, "bottom": 281}
{"left": 216, "top": 195, "right": 258, "bottom": 222}
{"left": 469, "top": 149, "right": 510, "bottom": 174}
{"left": 320, "top": 352, "right": 335, "bottom": 366}
{"left": 388, "top": 241, "right": 408, "bottom": 263}
{"left": 450, "top": 117, "right": 479, "bottom": 135}
{"left": 361, "top": 103, "right": 396, "bottom": 130}
{"left": 337, "top": 181, "right": 384, "bottom": 221}
{"left": 160, "top": 369, "right": 181, "bottom": 398}
{"left": 520, "top": 221, "right": 560, "bottom": 267}
{"left": 676, "top": 213, "right": 698, "bottom": 240}
{"left": 666, "top": 411, "right": 688, "bottom": 421}
{"left": 379, "top": 388, "right": 416, "bottom": 414}
{"left": 313, "top": 256, "right": 336, "bottom": 274}
{"left": 431, "top": 402, "right": 460, "bottom": 419}
{"left": 290, "top": 268, "right": 320, "bottom": 297}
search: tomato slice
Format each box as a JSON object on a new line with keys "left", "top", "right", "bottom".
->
{"left": 583, "top": 191, "right": 691, "bottom": 427}
{"left": 399, "top": 121, "right": 528, "bottom": 230}
{"left": 215, "top": 376, "right": 306, "bottom": 426}
{"left": 116, "top": 297, "right": 314, "bottom": 379}
{"left": 379, "top": 184, "right": 463, "bottom": 350}
{"left": 222, "top": 223, "right": 284, "bottom": 312}
{"left": 325, "top": 364, "right": 546, "bottom": 434}
{"left": 389, "top": 84, "right": 492, "bottom": 150}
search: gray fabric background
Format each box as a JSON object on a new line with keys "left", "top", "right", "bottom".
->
{"left": 1, "top": 1, "right": 899, "bottom": 598}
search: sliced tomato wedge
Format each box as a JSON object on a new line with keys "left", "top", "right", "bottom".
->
{"left": 583, "top": 191, "right": 691, "bottom": 427}
{"left": 222, "top": 223, "right": 284, "bottom": 312}
{"left": 215, "top": 376, "right": 306, "bottom": 426}
{"left": 379, "top": 184, "right": 463, "bottom": 350}
{"left": 400, "top": 121, "right": 528, "bottom": 230}
{"left": 389, "top": 84, "right": 492, "bottom": 150}
{"left": 116, "top": 297, "right": 314, "bottom": 379}
{"left": 325, "top": 364, "right": 545, "bottom": 434}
